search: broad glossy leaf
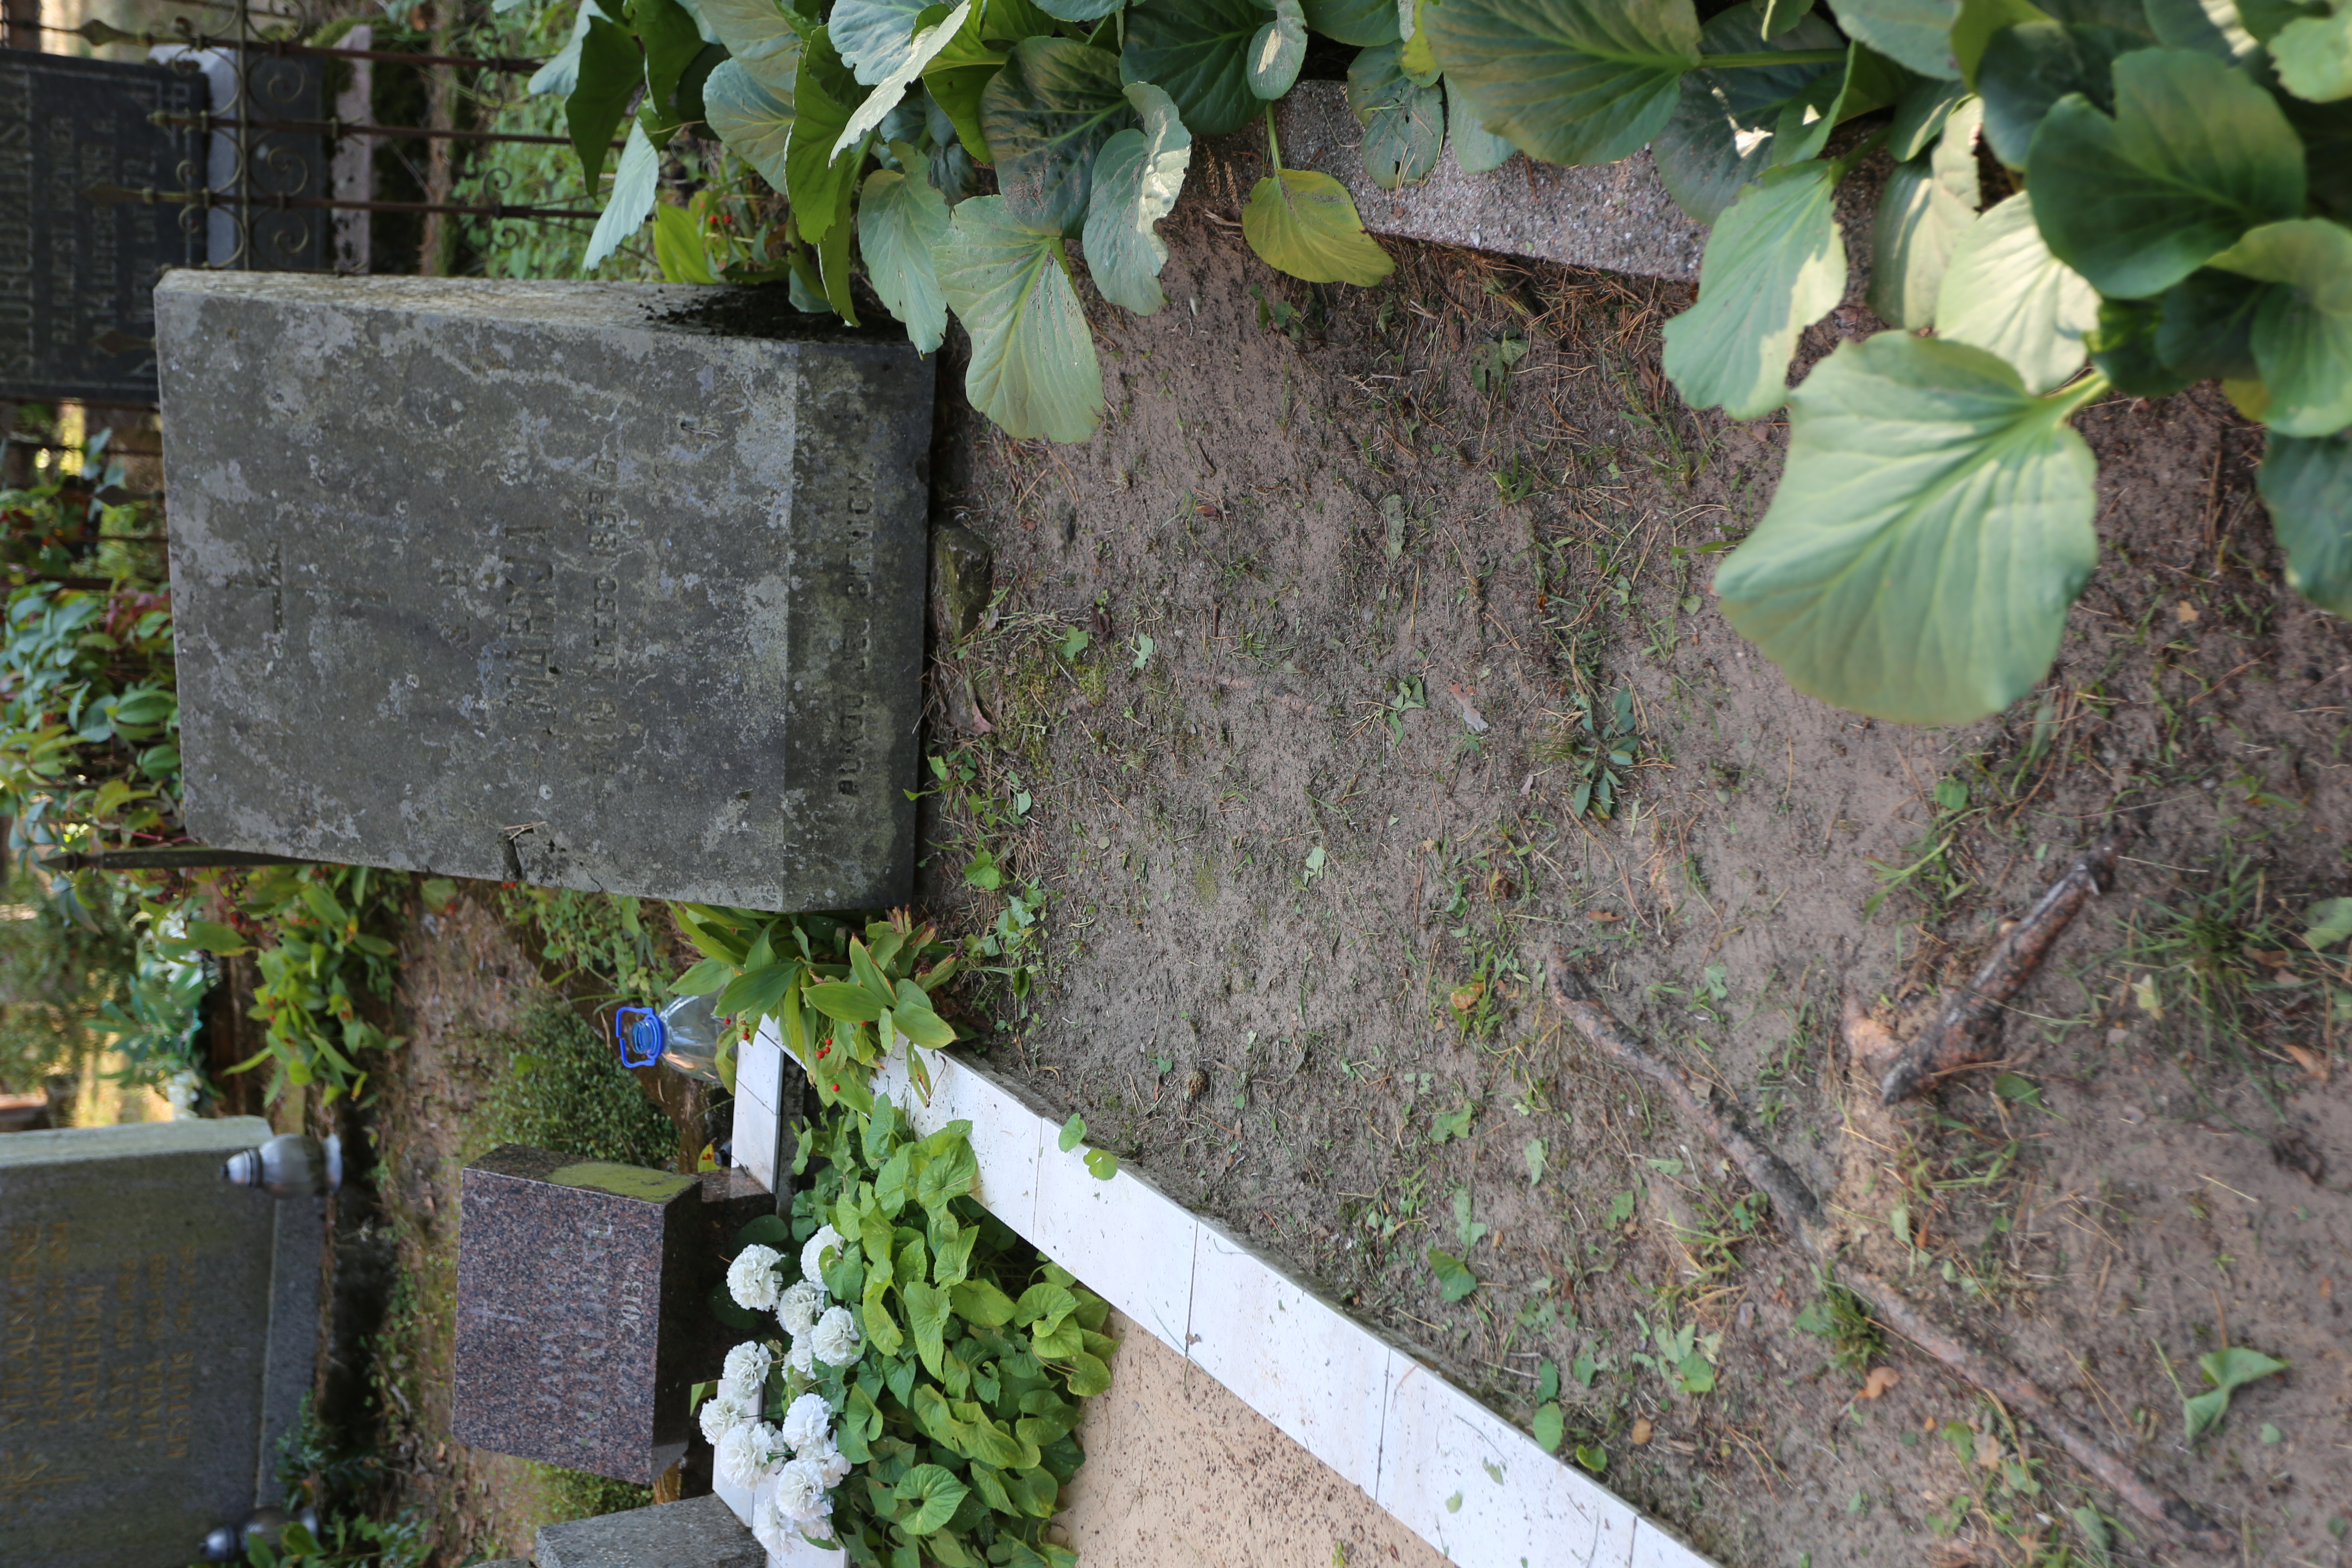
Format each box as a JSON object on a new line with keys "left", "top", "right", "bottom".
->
{"left": 529, "top": 2, "right": 597, "bottom": 97}
{"left": 2087, "top": 297, "right": 2196, "bottom": 396}
{"left": 704, "top": 58, "right": 797, "bottom": 189}
{"left": 1252, "top": 0, "right": 1309, "bottom": 97}
{"left": 697, "top": 0, "right": 806, "bottom": 91}
{"left": 1122, "top": 0, "right": 1263, "bottom": 135}
{"left": 1763, "top": 0, "right": 1817, "bottom": 35}
{"left": 1888, "top": 75, "right": 1970, "bottom": 158}
{"left": 1660, "top": 159, "right": 1845, "bottom": 418}
{"left": 2279, "top": 92, "right": 2352, "bottom": 220}
{"left": 895, "top": 1463, "right": 970, "bottom": 1535}
{"left": 2274, "top": 7, "right": 2352, "bottom": 100}
{"left": 1449, "top": 86, "right": 1517, "bottom": 172}
{"left": 1083, "top": 82, "right": 1192, "bottom": 314}
{"left": 1714, "top": 333, "right": 2103, "bottom": 725}
{"left": 838, "top": 4, "right": 974, "bottom": 160}
{"left": 949, "top": 1278, "right": 1018, "bottom": 1324}
{"left": 1401, "top": 0, "right": 1441, "bottom": 82}
{"left": 1651, "top": 0, "right": 1844, "bottom": 224}
{"left": 1243, "top": 168, "right": 1396, "bottom": 285}
{"left": 1302, "top": 0, "right": 1401, "bottom": 45}
{"left": 2209, "top": 218, "right": 2352, "bottom": 435}
{"left": 1350, "top": 43, "right": 1446, "bottom": 188}
{"left": 654, "top": 202, "right": 718, "bottom": 283}
{"left": 2029, "top": 47, "right": 2307, "bottom": 298}
{"left": 935, "top": 201, "right": 1103, "bottom": 441}
{"left": 1868, "top": 94, "right": 1981, "bottom": 326}
{"left": 1829, "top": 0, "right": 1962, "bottom": 77}
{"left": 640, "top": 0, "right": 711, "bottom": 118}
{"left": 786, "top": 27, "right": 863, "bottom": 243}
{"left": 583, "top": 121, "right": 661, "bottom": 272}
{"left": 835, "top": 0, "right": 931, "bottom": 83}
{"left": 2259, "top": 431, "right": 2352, "bottom": 615}
{"left": 1422, "top": 0, "right": 1702, "bottom": 167}
{"left": 2145, "top": 0, "right": 2261, "bottom": 58}
{"left": 861, "top": 161, "right": 952, "bottom": 350}
{"left": 903, "top": 1278, "right": 954, "bottom": 1375}
{"left": 1771, "top": 41, "right": 1912, "bottom": 167}
{"left": 1977, "top": 20, "right": 2136, "bottom": 165}
{"left": 862, "top": 1270, "right": 905, "bottom": 1354}
{"left": 1949, "top": 0, "right": 2060, "bottom": 82}
{"left": 2155, "top": 266, "right": 2263, "bottom": 379}
{"left": 984, "top": 37, "right": 1135, "bottom": 235}
{"left": 1935, "top": 191, "right": 2099, "bottom": 391}
{"left": 568, "top": 15, "right": 641, "bottom": 191}
{"left": 927, "top": 66, "right": 1002, "bottom": 163}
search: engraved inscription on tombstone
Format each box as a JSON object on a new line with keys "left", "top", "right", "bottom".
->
{"left": 0, "top": 53, "right": 205, "bottom": 403}
{"left": 0, "top": 1119, "right": 324, "bottom": 1568}
{"left": 156, "top": 274, "right": 930, "bottom": 913}
{"left": 452, "top": 1147, "right": 768, "bottom": 1483}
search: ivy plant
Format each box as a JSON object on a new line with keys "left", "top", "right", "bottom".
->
{"left": 1420, "top": 0, "right": 2351, "bottom": 724}
{"left": 540, "top": 0, "right": 1533, "bottom": 439}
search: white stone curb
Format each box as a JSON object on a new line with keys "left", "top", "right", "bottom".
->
{"left": 720, "top": 1026, "right": 1719, "bottom": 1568}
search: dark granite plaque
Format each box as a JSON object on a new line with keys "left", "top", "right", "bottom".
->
{"left": 155, "top": 274, "right": 930, "bottom": 913}
{"left": 0, "top": 1119, "right": 323, "bottom": 1568}
{"left": 454, "top": 1147, "right": 764, "bottom": 1483}
{"left": 0, "top": 53, "right": 205, "bottom": 403}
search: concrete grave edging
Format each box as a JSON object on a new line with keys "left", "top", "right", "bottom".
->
{"left": 724, "top": 1025, "right": 1719, "bottom": 1568}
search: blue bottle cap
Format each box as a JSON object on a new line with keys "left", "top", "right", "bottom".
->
{"left": 614, "top": 1006, "right": 666, "bottom": 1068}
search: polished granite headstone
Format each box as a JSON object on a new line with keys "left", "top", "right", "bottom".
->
{"left": 0, "top": 1118, "right": 323, "bottom": 1568}
{"left": 454, "top": 1147, "right": 767, "bottom": 1483}
{"left": 0, "top": 53, "right": 205, "bottom": 402}
{"left": 154, "top": 274, "right": 931, "bottom": 912}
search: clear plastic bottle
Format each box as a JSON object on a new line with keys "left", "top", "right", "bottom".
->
{"left": 615, "top": 993, "right": 728, "bottom": 1082}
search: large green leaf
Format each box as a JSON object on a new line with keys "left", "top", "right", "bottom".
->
{"left": 1349, "top": 43, "right": 1446, "bottom": 188}
{"left": 1868, "top": 94, "right": 1981, "bottom": 326}
{"left": 935, "top": 196, "right": 1104, "bottom": 442}
{"left": 834, "top": 0, "right": 932, "bottom": 84}
{"left": 1121, "top": 0, "right": 1263, "bottom": 136}
{"left": 2155, "top": 266, "right": 2263, "bottom": 378}
{"left": 2209, "top": 217, "right": 2352, "bottom": 434}
{"left": 1828, "top": 0, "right": 1962, "bottom": 77}
{"left": 832, "top": 0, "right": 974, "bottom": 158}
{"left": 1660, "top": 159, "right": 1845, "bottom": 418}
{"left": 1422, "top": 0, "right": 1702, "bottom": 167}
{"left": 1652, "top": 0, "right": 1845, "bottom": 223}
{"left": 1449, "top": 85, "right": 1517, "bottom": 171}
{"left": 1976, "top": 20, "right": 2138, "bottom": 165}
{"left": 1771, "top": 41, "right": 1913, "bottom": 167}
{"left": 984, "top": 37, "right": 1136, "bottom": 236}
{"left": 638, "top": 0, "right": 711, "bottom": 118}
{"left": 861, "top": 158, "right": 953, "bottom": 350}
{"left": 2279, "top": 92, "right": 2352, "bottom": 220}
{"left": 2274, "top": 5, "right": 2352, "bottom": 100}
{"left": 583, "top": 120, "right": 661, "bottom": 272}
{"left": 2029, "top": 47, "right": 2308, "bottom": 298}
{"left": 2145, "top": 0, "right": 2262, "bottom": 58}
{"left": 2087, "top": 297, "right": 2196, "bottom": 396}
{"left": 1715, "top": 333, "right": 2103, "bottom": 725}
{"left": 1243, "top": 167, "right": 1395, "bottom": 284}
{"left": 1887, "top": 74, "right": 1971, "bottom": 158}
{"left": 1251, "top": 0, "right": 1310, "bottom": 97}
{"left": 1934, "top": 191, "right": 2100, "bottom": 391}
{"left": 2259, "top": 430, "right": 2352, "bottom": 615}
{"left": 697, "top": 0, "right": 806, "bottom": 92}
{"left": 786, "top": 27, "right": 863, "bottom": 243}
{"left": 1302, "top": 0, "right": 1401, "bottom": 45}
{"left": 902, "top": 1278, "right": 955, "bottom": 1376}
{"left": 895, "top": 1463, "right": 971, "bottom": 1535}
{"left": 1083, "top": 82, "right": 1192, "bottom": 314}
{"left": 568, "top": 15, "right": 642, "bottom": 192}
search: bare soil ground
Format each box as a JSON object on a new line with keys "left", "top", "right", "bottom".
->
{"left": 915, "top": 146, "right": 2352, "bottom": 1568}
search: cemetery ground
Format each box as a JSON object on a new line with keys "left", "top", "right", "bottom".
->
{"left": 900, "top": 198, "right": 2352, "bottom": 1567}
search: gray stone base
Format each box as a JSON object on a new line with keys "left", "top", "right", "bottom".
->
{"left": 535, "top": 1495, "right": 763, "bottom": 1568}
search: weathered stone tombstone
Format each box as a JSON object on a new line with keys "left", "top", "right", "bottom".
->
{"left": 0, "top": 53, "right": 205, "bottom": 403}
{"left": 453, "top": 1146, "right": 767, "bottom": 1483}
{"left": 0, "top": 1118, "right": 323, "bottom": 1568}
{"left": 155, "top": 274, "right": 930, "bottom": 913}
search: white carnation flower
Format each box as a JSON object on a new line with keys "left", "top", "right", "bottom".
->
{"left": 812, "top": 1438, "right": 853, "bottom": 1489}
{"left": 773, "top": 1454, "right": 834, "bottom": 1528}
{"left": 780, "top": 1392, "right": 834, "bottom": 1457}
{"left": 800, "top": 1224, "right": 845, "bottom": 1285}
{"left": 715, "top": 1419, "right": 783, "bottom": 1488}
{"left": 727, "top": 1245, "right": 784, "bottom": 1311}
{"left": 697, "top": 1389, "right": 752, "bottom": 1446}
{"left": 777, "top": 1278, "right": 826, "bottom": 1338}
{"left": 722, "top": 1341, "right": 773, "bottom": 1400}
{"left": 751, "top": 1482, "right": 790, "bottom": 1553}
{"left": 786, "top": 1334, "right": 817, "bottom": 1379}
{"left": 810, "top": 1304, "right": 863, "bottom": 1368}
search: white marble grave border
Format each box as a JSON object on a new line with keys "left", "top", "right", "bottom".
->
{"left": 718, "top": 1025, "right": 1718, "bottom": 1568}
